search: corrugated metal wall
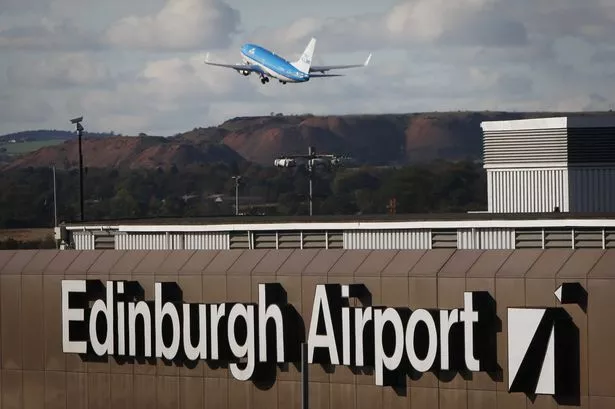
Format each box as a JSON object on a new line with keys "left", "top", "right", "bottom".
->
{"left": 115, "top": 232, "right": 229, "bottom": 250}
{"left": 183, "top": 232, "right": 229, "bottom": 250}
{"left": 72, "top": 231, "right": 95, "bottom": 250}
{"left": 483, "top": 128, "right": 568, "bottom": 165}
{"left": 344, "top": 229, "right": 431, "bottom": 249}
{"left": 68, "top": 226, "right": 615, "bottom": 250}
{"left": 569, "top": 167, "right": 615, "bottom": 212}
{"left": 487, "top": 168, "right": 569, "bottom": 213}
{"left": 457, "top": 228, "right": 515, "bottom": 250}
{"left": 488, "top": 167, "right": 615, "bottom": 213}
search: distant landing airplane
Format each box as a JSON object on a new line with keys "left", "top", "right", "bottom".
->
{"left": 204, "top": 37, "right": 372, "bottom": 85}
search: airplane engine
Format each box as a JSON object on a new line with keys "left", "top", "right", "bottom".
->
{"left": 238, "top": 70, "right": 251, "bottom": 76}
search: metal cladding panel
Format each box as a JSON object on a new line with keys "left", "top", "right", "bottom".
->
{"left": 458, "top": 228, "right": 515, "bottom": 249}
{"left": 343, "top": 229, "right": 431, "bottom": 249}
{"left": 183, "top": 232, "right": 229, "bottom": 250}
{"left": 115, "top": 233, "right": 166, "bottom": 250}
{"left": 487, "top": 168, "right": 569, "bottom": 213}
{"left": 73, "top": 232, "right": 94, "bottom": 250}
{"left": 481, "top": 228, "right": 516, "bottom": 249}
{"left": 569, "top": 167, "right": 615, "bottom": 212}
{"left": 483, "top": 128, "right": 568, "bottom": 165}
{"left": 114, "top": 232, "right": 228, "bottom": 250}
{"left": 568, "top": 127, "right": 615, "bottom": 163}
{"left": 457, "top": 229, "right": 476, "bottom": 249}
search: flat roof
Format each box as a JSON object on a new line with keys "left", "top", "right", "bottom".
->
{"left": 61, "top": 212, "right": 615, "bottom": 226}
{"left": 60, "top": 212, "right": 615, "bottom": 233}
{"left": 481, "top": 116, "right": 615, "bottom": 132}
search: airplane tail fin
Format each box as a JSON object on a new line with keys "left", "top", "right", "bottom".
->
{"left": 291, "top": 37, "right": 316, "bottom": 74}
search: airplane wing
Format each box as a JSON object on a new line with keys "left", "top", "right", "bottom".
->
{"left": 204, "top": 53, "right": 263, "bottom": 73}
{"left": 309, "top": 53, "right": 372, "bottom": 73}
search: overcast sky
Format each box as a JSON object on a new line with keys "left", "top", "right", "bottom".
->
{"left": 1, "top": 0, "right": 614, "bottom": 136}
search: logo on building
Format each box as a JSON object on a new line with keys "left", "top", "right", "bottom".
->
{"left": 507, "top": 283, "right": 584, "bottom": 398}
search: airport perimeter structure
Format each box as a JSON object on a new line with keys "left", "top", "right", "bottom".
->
{"left": 0, "top": 116, "right": 614, "bottom": 409}
{"left": 0, "top": 246, "right": 614, "bottom": 409}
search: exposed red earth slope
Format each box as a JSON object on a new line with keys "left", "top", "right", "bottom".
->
{"left": 4, "top": 111, "right": 612, "bottom": 169}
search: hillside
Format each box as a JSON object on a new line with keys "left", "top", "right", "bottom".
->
{"left": 176, "top": 111, "right": 613, "bottom": 166}
{"left": 4, "top": 111, "right": 614, "bottom": 170}
{"left": 0, "top": 129, "right": 115, "bottom": 143}
{"left": 2, "top": 136, "right": 245, "bottom": 170}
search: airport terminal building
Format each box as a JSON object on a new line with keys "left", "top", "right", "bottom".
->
{"left": 1, "top": 116, "right": 615, "bottom": 409}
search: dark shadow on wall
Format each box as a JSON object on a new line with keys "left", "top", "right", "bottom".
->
{"left": 252, "top": 283, "right": 306, "bottom": 391}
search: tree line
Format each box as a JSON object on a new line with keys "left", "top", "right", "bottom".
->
{"left": 0, "top": 160, "right": 487, "bottom": 229}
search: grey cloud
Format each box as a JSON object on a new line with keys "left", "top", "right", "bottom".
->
{"left": 5, "top": 53, "right": 114, "bottom": 89}
{"left": 0, "top": 93, "right": 54, "bottom": 123}
{"left": 2, "top": 0, "right": 615, "bottom": 136}
{"left": 437, "top": 15, "right": 529, "bottom": 47}
{"left": 0, "top": 22, "right": 103, "bottom": 51}
{"left": 0, "top": 0, "right": 48, "bottom": 14}
{"left": 531, "top": 5, "right": 615, "bottom": 40}
{"left": 104, "top": 0, "right": 241, "bottom": 51}
{"left": 495, "top": 75, "right": 533, "bottom": 97}
{"left": 589, "top": 93, "right": 608, "bottom": 103}
{"left": 592, "top": 49, "right": 615, "bottom": 63}
{"left": 583, "top": 93, "right": 612, "bottom": 111}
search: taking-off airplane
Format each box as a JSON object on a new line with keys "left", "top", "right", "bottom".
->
{"left": 204, "top": 37, "right": 372, "bottom": 85}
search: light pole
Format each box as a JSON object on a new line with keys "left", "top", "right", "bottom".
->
{"left": 70, "top": 116, "right": 85, "bottom": 222}
{"left": 52, "top": 164, "right": 60, "bottom": 249}
{"left": 52, "top": 165, "right": 58, "bottom": 227}
{"left": 307, "top": 146, "right": 314, "bottom": 217}
{"left": 274, "top": 146, "right": 350, "bottom": 216}
{"left": 232, "top": 175, "right": 242, "bottom": 215}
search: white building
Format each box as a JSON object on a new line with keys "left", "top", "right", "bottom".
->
{"left": 481, "top": 116, "right": 615, "bottom": 213}
{"left": 57, "top": 214, "right": 615, "bottom": 251}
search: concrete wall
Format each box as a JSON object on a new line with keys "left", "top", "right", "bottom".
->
{"left": 0, "top": 248, "right": 614, "bottom": 409}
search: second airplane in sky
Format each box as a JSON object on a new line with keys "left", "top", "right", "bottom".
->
{"left": 205, "top": 37, "right": 372, "bottom": 85}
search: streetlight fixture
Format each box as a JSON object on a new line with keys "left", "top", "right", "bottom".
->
{"left": 232, "top": 175, "right": 242, "bottom": 216}
{"left": 273, "top": 146, "right": 350, "bottom": 216}
{"left": 70, "top": 116, "right": 85, "bottom": 222}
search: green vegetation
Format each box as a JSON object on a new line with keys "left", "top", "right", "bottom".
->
{"left": 0, "top": 235, "right": 56, "bottom": 249}
{"left": 0, "top": 160, "right": 487, "bottom": 229}
{"left": 0, "top": 139, "right": 66, "bottom": 155}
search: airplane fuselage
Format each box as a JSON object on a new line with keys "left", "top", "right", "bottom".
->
{"left": 240, "top": 44, "right": 309, "bottom": 84}
{"left": 204, "top": 38, "right": 370, "bottom": 85}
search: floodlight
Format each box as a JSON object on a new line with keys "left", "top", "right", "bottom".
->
{"left": 69, "top": 115, "right": 86, "bottom": 222}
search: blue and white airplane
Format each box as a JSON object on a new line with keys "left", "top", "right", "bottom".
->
{"left": 204, "top": 37, "right": 372, "bottom": 85}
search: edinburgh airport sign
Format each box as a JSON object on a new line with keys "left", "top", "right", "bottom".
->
{"left": 61, "top": 280, "right": 581, "bottom": 396}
